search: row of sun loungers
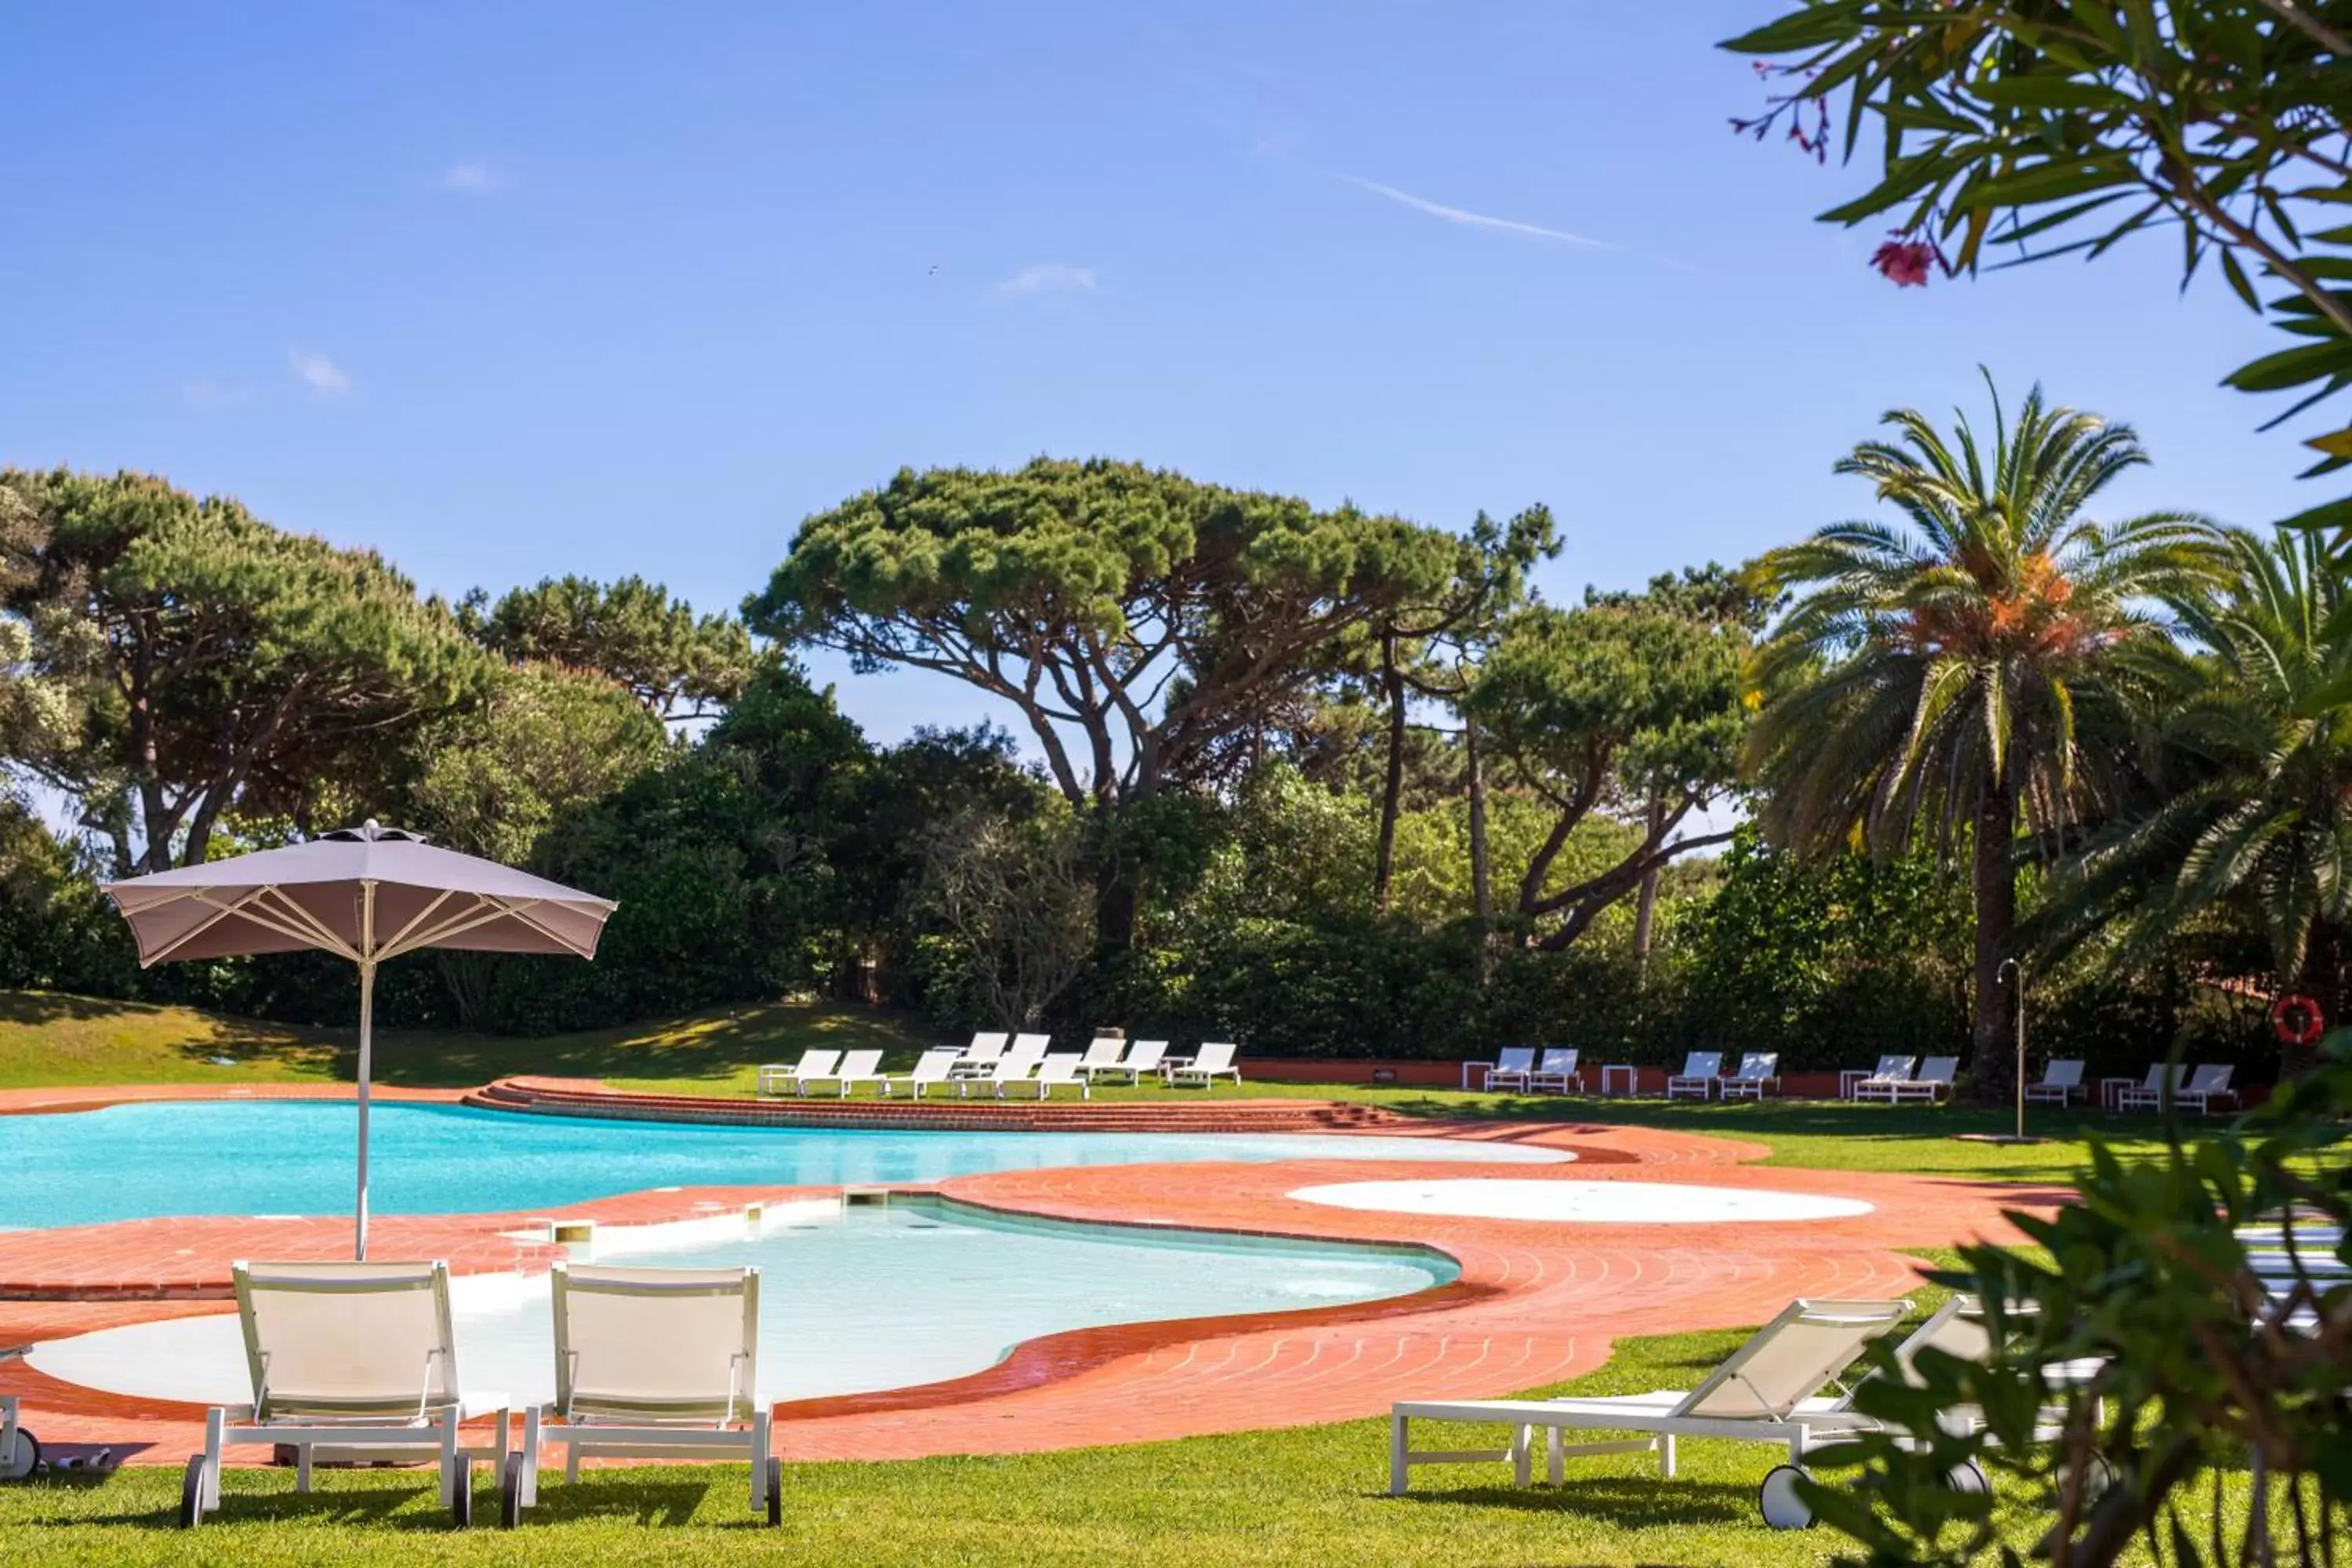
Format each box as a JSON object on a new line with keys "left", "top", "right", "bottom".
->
{"left": 1483, "top": 1049, "right": 2249, "bottom": 1112}
{"left": 181, "top": 1258, "right": 778, "bottom": 1530}
{"left": 756, "top": 1036, "right": 1243, "bottom": 1100}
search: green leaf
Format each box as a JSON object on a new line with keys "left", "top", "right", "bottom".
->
{"left": 1718, "top": 5, "right": 1869, "bottom": 55}
{"left": 2278, "top": 491, "right": 2352, "bottom": 533}
{"left": 2226, "top": 339, "right": 2352, "bottom": 394}
{"left": 1969, "top": 158, "right": 2135, "bottom": 208}
{"left": 2220, "top": 248, "right": 2263, "bottom": 314}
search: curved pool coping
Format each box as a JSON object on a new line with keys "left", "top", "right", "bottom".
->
{"left": 0, "top": 1083, "right": 2075, "bottom": 1468}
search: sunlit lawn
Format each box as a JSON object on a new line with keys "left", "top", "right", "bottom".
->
{"left": 0, "top": 1282, "right": 2257, "bottom": 1568}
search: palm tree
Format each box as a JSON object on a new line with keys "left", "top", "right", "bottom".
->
{"left": 2042, "top": 529, "right": 2352, "bottom": 1072}
{"left": 1747, "top": 378, "right": 2226, "bottom": 1091}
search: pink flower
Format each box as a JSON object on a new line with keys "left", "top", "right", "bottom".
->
{"left": 1870, "top": 238, "right": 1937, "bottom": 288}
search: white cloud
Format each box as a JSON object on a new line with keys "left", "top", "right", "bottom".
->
{"left": 287, "top": 350, "right": 353, "bottom": 397}
{"left": 1340, "top": 174, "right": 1610, "bottom": 250}
{"left": 438, "top": 162, "right": 502, "bottom": 194}
{"left": 993, "top": 263, "right": 1098, "bottom": 299}
{"left": 182, "top": 379, "right": 256, "bottom": 412}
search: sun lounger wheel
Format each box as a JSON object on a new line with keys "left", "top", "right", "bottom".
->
{"left": 450, "top": 1458, "right": 474, "bottom": 1528}
{"left": 179, "top": 1453, "right": 212, "bottom": 1528}
{"left": 2060, "top": 1452, "right": 2115, "bottom": 1504}
{"left": 500, "top": 1451, "right": 525, "bottom": 1529}
{"left": 1759, "top": 1465, "right": 1813, "bottom": 1530}
{"left": 1, "top": 1424, "right": 36, "bottom": 1483}
{"left": 1945, "top": 1459, "right": 1990, "bottom": 1496}
{"left": 766, "top": 1457, "right": 783, "bottom": 1526}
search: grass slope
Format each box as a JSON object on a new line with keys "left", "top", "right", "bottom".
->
{"left": 0, "top": 1278, "right": 2241, "bottom": 1568}
{"left": 0, "top": 990, "right": 927, "bottom": 1093}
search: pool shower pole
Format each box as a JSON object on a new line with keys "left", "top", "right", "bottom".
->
{"left": 1998, "top": 956, "right": 2024, "bottom": 1142}
{"left": 355, "top": 880, "right": 376, "bottom": 1262}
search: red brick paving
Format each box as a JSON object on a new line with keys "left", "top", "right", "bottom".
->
{"left": 0, "top": 1088, "right": 2071, "bottom": 1469}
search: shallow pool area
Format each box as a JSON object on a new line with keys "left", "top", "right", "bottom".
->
{"left": 0, "top": 1100, "right": 1566, "bottom": 1232}
{"left": 27, "top": 1197, "right": 1456, "bottom": 1406}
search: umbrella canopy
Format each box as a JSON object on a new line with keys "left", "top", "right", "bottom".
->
{"left": 101, "top": 821, "right": 617, "bottom": 1258}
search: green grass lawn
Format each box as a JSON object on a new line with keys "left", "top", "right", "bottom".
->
{"left": 0, "top": 1279, "right": 2249, "bottom": 1568}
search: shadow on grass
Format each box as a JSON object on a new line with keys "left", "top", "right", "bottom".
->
{"left": 1384, "top": 1475, "right": 1758, "bottom": 1526}
{"left": 144, "top": 1000, "right": 935, "bottom": 1091}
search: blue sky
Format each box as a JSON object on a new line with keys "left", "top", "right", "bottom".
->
{"left": 0, "top": 2, "right": 2310, "bottom": 746}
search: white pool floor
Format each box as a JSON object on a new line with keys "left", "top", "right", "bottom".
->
{"left": 1285, "top": 1178, "right": 1875, "bottom": 1224}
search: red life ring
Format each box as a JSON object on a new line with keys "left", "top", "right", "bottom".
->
{"left": 2270, "top": 993, "right": 2325, "bottom": 1047}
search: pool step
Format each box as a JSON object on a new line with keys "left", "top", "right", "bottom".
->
{"left": 464, "top": 1076, "right": 1409, "bottom": 1134}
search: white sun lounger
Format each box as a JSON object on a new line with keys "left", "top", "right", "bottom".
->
{"left": 1720, "top": 1052, "right": 1780, "bottom": 1101}
{"left": 181, "top": 1260, "right": 511, "bottom": 1529}
{"left": 962, "top": 1047, "right": 1051, "bottom": 1098}
{"left": 1482, "top": 1047, "right": 1538, "bottom": 1091}
{"left": 997, "top": 1052, "right": 1089, "bottom": 1099}
{"left": 1085, "top": 1039, "right": 1167, "bottom": 1085}
{"left": 878, "top": 1048, "right": 963, "bottom": 1098}
{"left": 1528, "top": 1048, "right": 1582, "bottom": 1094}
{"left": 2024, "top": 1059, "right": 2085, "bottom": 1105}
{"left": 793, "top": 1048, "right": 884, "bottom": 1097}
{"left": 2118, "top": 1062, "right": 2236, "bottom": 1114}
{"left": 1857, "top": 1055, "right": 1958, "bottom": 1103}
{"left": 507, "top": 1263, "right": 778, "bottom": 1529}
{"left": 1167, "top": 1041, "right": 1242, "bottom": 1087}
{"left": 1849, "top": 1054, "right": 1917, "bottom": 1101}
{"left": 0, "top": 1357, "right": 30, "bottom": 1482}
{"left": 1390, "top": 1298, "right": 1911, "bottom": 1526}
{"left": 1664, "top": 1051, "right": 1723, "bottom": 1101}
{"left": 755, "top": 1049, "right": 840, "bottom": 1098}
{"left": 1073, "top": 1037, "right": 1128, "bottom": 1080}
{"left": 946, "top": 1033, "right": 1012, "bottom": 1080}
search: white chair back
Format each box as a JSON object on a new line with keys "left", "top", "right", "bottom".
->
{"left": 1680, "top": 1051, "right": 1722, "bottom": 1080}
{"left": 989, "top": 1053, "right": 1040, "bottom": 1083}
{"left": 1191, "top": 1042, "right": 1237, "bottom": 1073}
{"left": 1125, "top": 1040, "right": 1169, "bottom": 1072}
{"left": 2040, "top": 1059, "right": 2085, "bottom": 1089}
{"left": 1870, "top": 1054, "right": 1916, "bottom": 1082}
{"left": 793, "top": 1049, "right": 842, "bottom": 1080}
{"left": 2141, "top": 1062, "right": 2189, "bottom": 1093}
{"left": 960, "top": 1033, "right": 1010, "bottom": 1064}
{"left": 2186, "top": 1064, "right": 2234, "bottom": 1095}
{"left": 909, "top": 1048, "right": 961, "bottom": 1083}
{"left": 1034, "top": 1054, "right": 1085, "bottom": 1086}
{"left": 1493, "top": 1047, "right": 1537, "bottom": 1073}
{"left": 234, "top": 1260, "right": 458, "bottom": 1420}
{"left": 1734, "top": 1051, "right": 1777, "bottom": 1080}
{"left": 1537, "top": 1047, "right": 1578, "bottom": 1075}
{"left": 1007, "top": 1033, "right": 1052, "bottom": 1063}
{"left": 554, "top": 1263, "right": 759, "bottom": 1424}
{"left": 1080, "top": 1037, "right": 1127, "bottom": 1069}
{"left": 1918, "top": 1056, "right": 1959, "bottom": 1087}
{"left": 1672, "top": 1298, "right": 1910, "bottom": 1420}
{"left": 833, "top": 1049, "right": 884, "bottom": 1080}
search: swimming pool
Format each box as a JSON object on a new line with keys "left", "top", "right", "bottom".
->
{"left": 0, "top": 1100, "right": 1566, "bottom": 1230}
{"left": 28, "top": 1197, "right": 1457, "bottom": 1406}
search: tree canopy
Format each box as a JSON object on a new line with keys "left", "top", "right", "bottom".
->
{"left": 463, "top": 574, "right": 753, "bottom": 724}
{"left": 746, "top": 458, "right": 1471, "bottom": 809}
{"left": 0, "top": 468, "right": 490, "bottom": 872}
{"left": 1467, "top": 583, "right": 1750, "bottom": 949}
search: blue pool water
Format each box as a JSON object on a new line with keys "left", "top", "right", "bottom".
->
{"left": 0, "top": 1100, "right": 1564, "bottom": 1230}
{"left": 31, "top": 1198, "right": 1457, "bottom": 1405}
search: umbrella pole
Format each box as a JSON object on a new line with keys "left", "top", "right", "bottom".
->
{"left": 355, "top": 956, "right": 375, "bottom": 1261}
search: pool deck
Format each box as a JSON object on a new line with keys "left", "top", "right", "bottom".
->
{"left": 0, "top": 1086, "right": 2071, "bottom": 1468}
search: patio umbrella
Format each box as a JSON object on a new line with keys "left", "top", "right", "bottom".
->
{"left": 100, "top": 821, "right": 618, "bottom": 1259}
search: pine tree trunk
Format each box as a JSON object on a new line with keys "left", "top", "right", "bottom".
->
{"left": 1632, "top": 796, "right": 1664, "bottom": 986}
{"left": 1972, "top": 778, "right": 2018, "bottom": 1102}
{"left": 1467, "top": 722, "right": 1491, "bottom": 928}
{"left": 1373, "top": 633, "right": 1405, "bottom": 914}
